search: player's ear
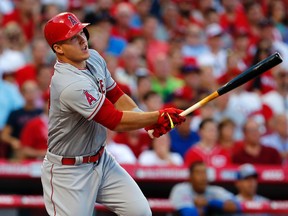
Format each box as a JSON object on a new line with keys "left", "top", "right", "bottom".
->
{"left": 53, "top": 43, "right": 64, "bottom": 55}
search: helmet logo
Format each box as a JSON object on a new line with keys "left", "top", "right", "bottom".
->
{"left": 68, "top": 15, "right": 78, "bottom": 26}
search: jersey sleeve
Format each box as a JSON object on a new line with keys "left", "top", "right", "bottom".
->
{"left": 169, "top": 183, "right": 195, "bottom": 210}
{"left": 60, "top": 80, "right": 105, "bottom": 121}
{"left": 208, "top": 186, "right": 235, "bottom": 201}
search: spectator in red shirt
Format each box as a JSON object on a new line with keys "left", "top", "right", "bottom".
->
{"left": 218, "top": 118, "right": 238, "bottom": 155}
{"left": 232, "top": 118, "right": 282, "bottom": 165}
{"left": 113, "top": 129, "right": 151, "bottom": 158}
{"left": 110, "top": 2, "right": 141, "bottom": 42}
{"left": 184, "top": 118, "right": 231, "bottom": 168}
{"left": 2, "top": 0, "right": 41, "bottom": 42}
{"left": 219, "top": 0, "right": 249, "bottom": 34}
{"left": 19, "top": 90, "right": 49, "bottom": 160}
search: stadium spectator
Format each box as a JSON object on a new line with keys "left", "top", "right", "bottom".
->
{"left": 262, "top": 65, "right": 288, "bottom": 115}
{"left": 158, "top": 2, "right": 184, "bottom": 42}
{"left": 267, "top": 0, "right": 288, "bottom": 43}
{"left": 14, "top": 37, "right": 52, "bottom": 88}
{"left": 141, "top": 16, "right": 169, "bottom": 71}
{"left": 220, "top": 82, "right": 263, "bottom": 140}
{"left": 0, "top": 80, "right": 42, "bottom": 160}
{"left": 130, "top": 0, "right": 152, "bottom": 29}
{"left": 243, "top": 1, "right": 265, "bottom": 45}
{"left": 261, "top": 114, "right": 288, "bottom": 164}
{"left": 174, "top": 57, "right": 202, "bottom": 105}
{"left": 232, "top": 118, "right": 282, "bottom": 165}
{"left": 190, "top": 102, "right": 217, "bottom": 132}
{"left": 19, "top": 90, "right": 49, "bottom": 160}
{"left": 113, "top": 129, "right": 151, "bottom": 158}
{"left": 106, "top": 129, "right": 137, "bottom": 164}
{"left": 197, "top": 53, "right": 219, "bottom": 93}
{"left": 201, "top": 23, "right": 228, "bottom": 79}
{"left": 217, "top": 118, "right": 238, "bottom": 155}
{"left": 151, "top": 53, "right": 184, "bottom": 102}
{"left": 141, "top": 90, "right": 163, "bottom": 112}
{"left": 169, "top": 113, "right": 200, "bottom": 159}
{"left": 181, "top": 24, "right": 209, "bottom": 60}
{"left": 114, "top": 44, "right": 143, "bottom": 94}
{"left": 258, "top": 18, "right": 288, "bottom": 69}
{"left": 235, "top": 163, "right": 269, "bottom": 202}
{"left": 138, "top": 134, "right": 183, "bottom": 166}
{"left": 169, "top": 160, "right": 240, "bottom": 216}
{"left": 248, "top": 39, "right": 276, "bottom": 94}
{"left": 134, "top": 75, "right": 153, "bottom": 110}
{"left": 219, "top": 0, "right": 249, "bottom": 35}
{"left": 84, "top": 10, "right": 127, "bottom": 57}
{"left": 184, "top": 118, "right": 231, "bottom": 168}
{"left": 0, "top": 27, "right": 26, "bottom": 77}
{"left": 110, "top": 2, "right": 141, "bottom": 42}
{"left": 2, "top": 0, "right": 41, "bottom": 42}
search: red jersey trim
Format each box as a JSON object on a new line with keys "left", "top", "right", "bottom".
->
{"left": 93, "top": 98, "right": 123, "bottom": 130}
{"left": 106, "top": 84, "right": 124, "bottom": 104}
{"left": 49, "top": 164, "right": 56, "bottom": 216}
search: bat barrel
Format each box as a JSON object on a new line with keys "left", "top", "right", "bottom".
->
{"left": 217, "top": 52, "right": 283, "bottom": 96}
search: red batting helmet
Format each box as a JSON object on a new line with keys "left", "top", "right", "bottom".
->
{"left": 44, "top": 12, "right": 90, "bottom": 49}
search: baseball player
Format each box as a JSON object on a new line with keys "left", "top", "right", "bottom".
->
{"left": 169, "top": 161, "right": 241, "bottom": 216}
{"left": 41, "top": 12, "right": 185, "bottom": 216}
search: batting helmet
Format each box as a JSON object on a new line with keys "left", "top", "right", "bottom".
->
{"left": 44, "top": 12, "right": 90, "bottom": 49}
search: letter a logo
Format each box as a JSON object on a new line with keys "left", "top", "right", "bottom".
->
{"left": 68, "top": 15, "right": 78, "bottom": 26}
{"left": 83, "top": 90, "right": 96, "bottom": 105}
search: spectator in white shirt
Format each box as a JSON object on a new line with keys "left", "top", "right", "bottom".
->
{"left": 261, "top": 113, "right": 288, "bottom": 164}
{"left": 138, "top": 134, "right": 183, "bottom": 166}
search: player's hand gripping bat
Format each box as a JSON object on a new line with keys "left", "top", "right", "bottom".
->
{"left": 148, "top": 52, "right": 283, "bottom": 138}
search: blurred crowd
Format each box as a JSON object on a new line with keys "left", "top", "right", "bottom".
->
{"left": 0, "top": 0, "right": 287, "bottom": 169}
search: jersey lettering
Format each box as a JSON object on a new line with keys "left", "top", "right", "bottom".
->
{"left": 68, "top": 15, "right": 78, "bottom": 26}
{"left": 98, "top": 79, "right": 106, "bottom": 94}
{"left": 84, "top": 90, "right": 96, "bottom": 105}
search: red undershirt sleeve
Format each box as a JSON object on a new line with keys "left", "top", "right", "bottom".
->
{"left": 106, "top": 84, "right": 124, "bottom": 104}
{"left": 93, "top": 98, "right": 123, "bottom": 130}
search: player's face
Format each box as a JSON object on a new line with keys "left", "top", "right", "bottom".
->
{"left": 54, "top": 30, "right": 90, "bottom": 68}
{"left": 236, "top": 177, "right": 258, "bottom": 197}
{"left": 190, "top": 164, "right": 208, "bottom": 193}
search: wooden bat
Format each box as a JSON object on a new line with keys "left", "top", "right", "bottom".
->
{"left": 148, "top": 52, "right": 283, "bottom": 138}
{"left": 180, "top": 52, "right": 282, "bottom": 116}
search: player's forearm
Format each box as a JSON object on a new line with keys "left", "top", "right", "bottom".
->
{"left": 113, "top": 111, "right": 159, "bottom": 131}
{"left": 113, "top": 94, "right": 139, "bottom": 111}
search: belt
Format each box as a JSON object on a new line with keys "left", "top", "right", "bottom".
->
{"left": 61, "top": 146, "right": 105, "bottom": 165}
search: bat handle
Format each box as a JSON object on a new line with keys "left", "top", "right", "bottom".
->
{"left": 147, "top": 91, "right": 219, "bottom": 139}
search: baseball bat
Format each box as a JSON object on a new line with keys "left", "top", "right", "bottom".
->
{"left": 180, "top": 52, "right": 282, "bottom": 116}
{"left": 148, "top": 52, "right": 283, "bottom": 138}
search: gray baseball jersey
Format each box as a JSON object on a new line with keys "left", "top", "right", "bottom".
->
{"left": 169, "top": 182, "right": 235, "bottom": 210}
{"left": 48, "top": 49, "right": 115, "bottom": 156}
{"left": 42, "top": 48, "right": 152, "bottom": 216}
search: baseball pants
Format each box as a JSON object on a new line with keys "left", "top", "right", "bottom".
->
{"left": 41, "top": 149, "right": 152, "bottom": 216}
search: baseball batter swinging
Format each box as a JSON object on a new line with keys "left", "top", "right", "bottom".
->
{"left": 41, "top": 12, "right": 185, "bottom": 216}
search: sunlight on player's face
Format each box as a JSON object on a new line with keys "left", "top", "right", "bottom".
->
{"left": 54, "top": 30, "right": 90, "bottom": 68}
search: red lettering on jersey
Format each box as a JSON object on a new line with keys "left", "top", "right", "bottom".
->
{"left": 84, "top": 90, "right": 96, "bottom": 105}
{"left": 98, "top": 79, "right": 106, "bottom": 94}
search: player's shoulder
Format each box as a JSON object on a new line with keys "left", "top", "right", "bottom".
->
{"left": 88, "top": 49, "right": 104, "bottom": 62}
{"left": 172, "top": 182, "right": 192, "bottom": 193}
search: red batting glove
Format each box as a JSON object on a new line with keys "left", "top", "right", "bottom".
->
{"left": 157, "top": 108, "right": 186, "bottom": 128}
{"left": 144, "top": 108, "right": 186, "bottom": 138}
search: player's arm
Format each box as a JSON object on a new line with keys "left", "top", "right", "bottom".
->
{"left": 106, "top": 83, "right": 140, "bottom": 111}
{"left": 93, "top": 98, "right": 185, "bottom": 132}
